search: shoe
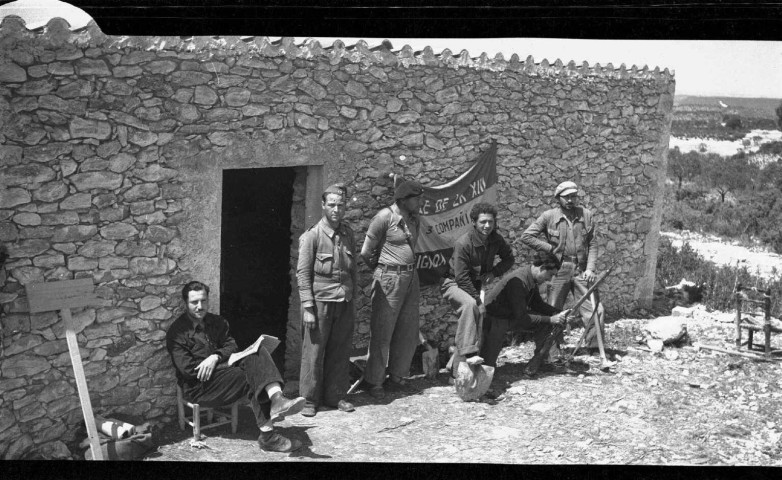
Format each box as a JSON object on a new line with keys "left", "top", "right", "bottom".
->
{"left": 258, "top": 431, "right": 302, "bottom": 453}
{"left": 301, "top": 404, "right": 317, "bottom": 417}
{"left": 368, "top": 385, "right": 385, "bottom": 399}
{"left": 387, "top": 374, "right": 407, "bottom": 386}
{"left": 269, "top": 392, "right": 305, "bottom": 421}
{"left": 336, "top": 400, "right": 355, "bottom": 412}
{"left": 521, "top": 369, "right": 538, "bottom": 379}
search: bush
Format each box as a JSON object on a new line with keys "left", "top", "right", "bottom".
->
{"left": 656, "top": 237, "right": 782, "bottom": 317}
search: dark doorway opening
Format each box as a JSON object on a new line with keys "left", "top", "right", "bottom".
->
{"left": 220, "top": 167, "right": 295, "bottom": 372}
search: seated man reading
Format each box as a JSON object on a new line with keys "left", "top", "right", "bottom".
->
{"left": 481, "top": 251, "right": 570, "bottom": 374}
{"left": 166, "top": 281, "right": 306, "bottom": 453}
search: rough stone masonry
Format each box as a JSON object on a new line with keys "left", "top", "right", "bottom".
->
{"left": 0, "top": 17, "right": 674, "bottom": 458}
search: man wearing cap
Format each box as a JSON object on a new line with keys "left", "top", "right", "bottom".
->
{"left": 520, "top": 181, "right": 605, "bottom": 356}
{"left": 359, "top": 179, "right": 423, "bottom": 399}
{"left": 296, "top": 184, "right": 358, "bottom": 417}
{"left": 441, "top": 202, "right": 514, "bottom": 373}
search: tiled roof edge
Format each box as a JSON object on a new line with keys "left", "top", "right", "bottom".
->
{"left": 0, "top": 16, "right": 676, "bottom": 81}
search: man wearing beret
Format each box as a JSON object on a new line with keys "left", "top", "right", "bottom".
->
{"left": 296, "top": 184, "right": 358, "bottom": 416}
{"left": 359, "top": 179, "right": 424, "bottom": 399}
{"left": 520, "top": 181, "right": 606, "bottom": 357}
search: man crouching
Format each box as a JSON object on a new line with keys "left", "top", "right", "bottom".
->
{"left": 482, "top": 251, "right": 571, "bottom": 374}
{"left": 166, "top": 281, "right": 306, "bottom": 453}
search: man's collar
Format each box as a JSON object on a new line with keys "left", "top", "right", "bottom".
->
{"left": 469, "top": 227, "right": 492, "bottom": 246}
{"left": 556, "top": 206, "right": 582, "bottom": 222}
{"left": 319, "top": 217, "right": 337, "bottom": 237}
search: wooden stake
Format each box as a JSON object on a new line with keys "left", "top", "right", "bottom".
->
{"left": 61, "top": 308, "right": 103, "bottom": 460}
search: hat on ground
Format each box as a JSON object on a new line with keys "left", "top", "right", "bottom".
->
{"left": 323, "top": 183, "right": 348, "bottom": 197}
{"left": 554, "top": 181, "right": 578, "bottom": 197}
{"left": 394, "top": 180, "right": 424, "bottom": 200}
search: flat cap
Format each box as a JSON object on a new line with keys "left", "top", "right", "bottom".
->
{"left": 554, "top": 181, "right": 578, "bottom": 197}
{"left": 394, "top": 180, "right": 424, "bottom": 200}
{"left": 323, "top": 183, "right": 347, "bottom": 197}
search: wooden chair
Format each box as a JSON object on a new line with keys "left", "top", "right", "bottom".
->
{"left": 176, "top": 385, "right": 241, "bottom": 441}
{"left": 735, "top": 284, "right": 782, "bottom": 359}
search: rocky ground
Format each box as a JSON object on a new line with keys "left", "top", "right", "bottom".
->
{"left": 661, "top": 230, "right": 782, "bottom": 280}
{"left": 143, "top": 305, "right": 782, "bottom": 465}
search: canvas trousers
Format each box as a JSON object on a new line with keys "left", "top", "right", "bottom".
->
{"left": 441, "top": 278, "right": 482, "bottom": 358}
{"left": 299, "top": 300, "right": 355, "bottom": 408}
{"left": 181, "top": 350, "right": 282, "bottom": 430}
{"left": 548, "top": 261, "right": 605, "bottom": 349}
{"left": 364, "top": 267, "right": 420, "bottom": 386}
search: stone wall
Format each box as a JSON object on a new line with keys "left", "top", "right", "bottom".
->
{"left": 0, "top": 18, "right": 674, "bottom": 458}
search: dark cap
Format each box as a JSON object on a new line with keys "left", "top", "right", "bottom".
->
{"left": 323, "top": 183, "right": 347, "bottom": 197}
{"left": 394, "top": 180, "right": 424, "bottom": 200}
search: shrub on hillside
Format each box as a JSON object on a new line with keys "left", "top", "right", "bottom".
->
{"left": 656, "top": 237, "right": 782, "bottom": 317}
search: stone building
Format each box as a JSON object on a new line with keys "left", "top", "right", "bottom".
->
{"left": 0, "top": 17, "right": 674, "bottom": 458}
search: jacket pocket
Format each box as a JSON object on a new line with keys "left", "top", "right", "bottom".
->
{"left": 314, "top": 252, "right": 334, "bottom": 276}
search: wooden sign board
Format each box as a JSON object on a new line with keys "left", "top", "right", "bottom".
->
{"left": 25, "top": 278, "right": 104, "bottom": 460}
{"left": 27, "top": 278, "right": 99, "bottom": 314}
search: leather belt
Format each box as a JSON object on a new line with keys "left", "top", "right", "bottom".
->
{"left": 561, "top": 255, "right": 579, "bottom": 264}
{"left": 378, "top": 263, "right": 416, "bottom": 272}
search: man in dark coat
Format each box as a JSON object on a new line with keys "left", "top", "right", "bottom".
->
{"left": 166, "top": 281, "right": 305, "bottom": 453}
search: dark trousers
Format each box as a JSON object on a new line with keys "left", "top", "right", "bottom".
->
{"left": 482, "top": 278, "right": 554, "bottom": 367}
{"left": 300, "top": 300, "right": 355, "bottom": 407}
{"left": 182, "top": 349, "right": 283, "bottom": 429}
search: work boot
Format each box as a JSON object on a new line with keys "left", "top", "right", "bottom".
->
{"left": 269, "top": 392, "right": 305, "bottom": 421}
{"left": 258, "top": 431, "right": 302, "bottom": 453}
{"left": 368, "top": 385, "right": 385, "bottom": 399}
{"left": 301, "top": 401, "right": 317, "bottom": 417}
{"left": 321, "top": 399, "right": 355, "bottom": 412}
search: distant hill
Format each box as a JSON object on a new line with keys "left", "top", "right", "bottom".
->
{"left": 674, "top": 95, "right": 780, "bottom": 120}
{"left": 671, "top": 95, "right": 780, "bottom": 139}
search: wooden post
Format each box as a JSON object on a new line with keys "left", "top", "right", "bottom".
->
{"left": 735, "top": 284, "right": 743, "bottom": 349}
{"left": 26, "top": 279, "right": 103, "bottom": 460}
{"left": 764, "top": 289, "right": 772, "bottom": 358}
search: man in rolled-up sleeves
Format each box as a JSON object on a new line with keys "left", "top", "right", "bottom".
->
{"left": 520, "top": 181, "right": 605, "bottom": 357}
{"left": 360, "top": 180, "right": 424, "bottom": 400}
{"left": 297, "top": 184, "right": 358, "bottom": 417}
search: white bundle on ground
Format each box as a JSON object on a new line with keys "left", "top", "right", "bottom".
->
{"left": 454, "top": 362, "right": 494, "bottom": 401}
{"left": 642, "top": 316, "right": 689, "bottom": 351}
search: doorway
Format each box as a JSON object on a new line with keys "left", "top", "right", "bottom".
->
{"left": 220, "top": 167, "right": 296, "bottom": 371}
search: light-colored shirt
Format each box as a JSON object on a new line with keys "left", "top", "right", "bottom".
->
{"left": 363, "top": 204, "right": 419, "bottom": 266}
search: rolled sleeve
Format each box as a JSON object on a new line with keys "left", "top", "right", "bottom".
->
{"left": 520, "top": 212, "right": 554, "bottom": 253}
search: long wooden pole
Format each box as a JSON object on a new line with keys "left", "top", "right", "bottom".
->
{"left": 61, "top": 308, "right": 103, "bottom": 460}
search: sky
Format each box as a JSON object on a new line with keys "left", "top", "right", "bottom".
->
{"left": 1, "top": 0, "right": 781, "bottom": 99}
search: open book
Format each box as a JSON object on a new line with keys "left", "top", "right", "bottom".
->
{"left": 228, "top": 334, "right": 280, "bottom": 366}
